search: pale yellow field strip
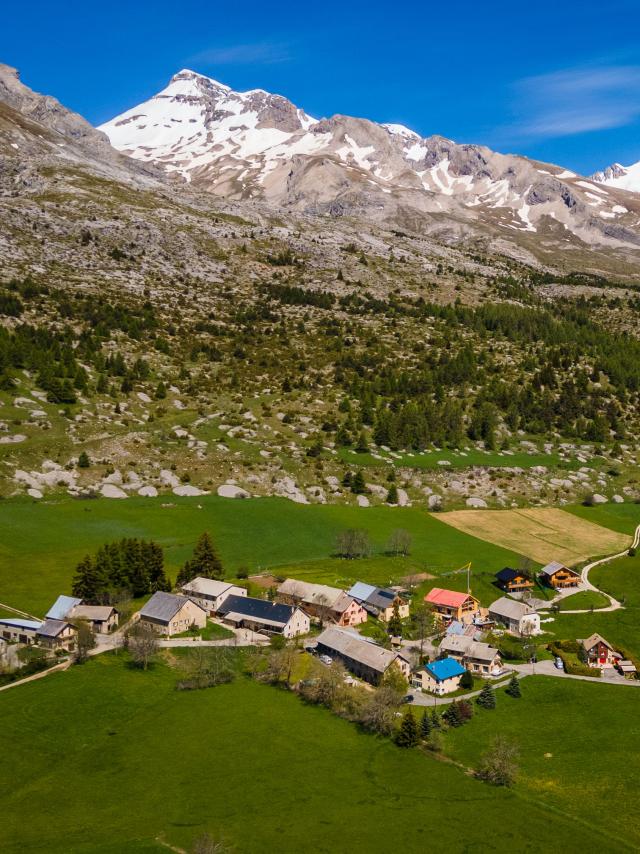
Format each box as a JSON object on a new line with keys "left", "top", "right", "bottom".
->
{"left": 438, "top": 508, "right": 630, "bottom": 566}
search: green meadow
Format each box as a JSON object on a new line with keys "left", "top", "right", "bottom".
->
{"left": 0, "top": 495, "right": 524, "bottom": 615}
{"left": 0, "top": 655, "right": 632, "bottom": 854}
{"left": 549, "top": 550, "right": 640, "bottom": 658}
{"left": 444, "top": 676, "right": 640, "bottom": 850}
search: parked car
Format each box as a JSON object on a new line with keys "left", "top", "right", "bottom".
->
{"left": 554, "top": 656, "right": 565, "bottom": 670}
{"left": 401, "top": 694, "right": 414, "bottom": 704}
{"left": 319, "top": 654, "right": 333, "bottom": 665}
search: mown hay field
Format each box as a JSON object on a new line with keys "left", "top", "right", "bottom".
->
{"left": 438, "top": 507, "right": 631, "bottom": 566}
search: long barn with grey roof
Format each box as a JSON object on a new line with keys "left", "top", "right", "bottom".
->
{"left": 218, "top": 595, "right": 310, "bottom": 638}
{"left": 314, "top": 626, "right": 410, "bottom": 685}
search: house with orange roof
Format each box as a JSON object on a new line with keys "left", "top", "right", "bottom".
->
{"left": 424, "top": 587, "right": 480, "bottom": 625}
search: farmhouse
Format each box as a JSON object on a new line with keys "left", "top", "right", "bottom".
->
{"left": 495, "top": 567, "right": 534, "bottom": 593}
{"left": 315, "top": 626, "right": 411, "bottom": 685}
{"left": 0, "top": 617, "right": 41, "bottom": 645}
{"left": 580, "top": 633, "right": 622, "bottom": 669}
{"left": 69, "top": 605, "right": 118, "bottom": 634}
{"left": 0, "top": 637, "right": 6, "bottom": 666}
{"left": 179, "top": 577, "right": 247, "bottom": 615}
{"left": 35, "top": 619, "right": 76, "bottom": 651}
{"left": 139, "top": 592, "right": 207, "bottom": 637}
{"left": 412, "top": 657, "right": 466, "bottom": 695}
{"left": 46, "top": 595, "right": 118, "bottom": 633}
{"left": 347, "top": 582, "right": 409, "bottom": 622}
{"left": 218, "top": 595, "right": 310, "bottom": 638}
{"left": 277, "top": 579, "right": 367, "bottom": 627}
{"left": 539, "top": 561, "right": 580, "bottom": 589}
{"left": 439, "top": 635, "right": 503, "bottom": 676}
{"left": 424, "top": 588, "right": 480, "bottom": 624}
{"left": 488, "top": 597, "right": 540, "bottom": 636}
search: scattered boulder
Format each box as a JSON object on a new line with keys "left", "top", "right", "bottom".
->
{"left": 217, "top": 484, "right": 250, "bottom": 499}
{"left": 100, "top": 484, "right": 128, "bottom": 499}
{"left": 138, "top": 486, "right": 158, "bottom": 497}
{"left": 173, "top": 485, "right": 208, "bottom": 497}
{"left": 466, "top": 496, "right": 488, "bottom": 508}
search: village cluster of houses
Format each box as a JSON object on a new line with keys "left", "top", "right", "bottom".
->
{"left": 0, "top": 595, "right": 119, "bottom": 653}
{"left": 2, "top": 554, "right": 635, "bottom": 692}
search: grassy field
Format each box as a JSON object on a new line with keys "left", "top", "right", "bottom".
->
{"left": 546, "top": 550, "right": 640, "bottom": 658}
{"left": 567, "top": 503, "right": 640, "bottom": 536}
{"left": 438, "top": 507, "right": 632, "bottom": 565}
{"left": 556, "top": 589, "right": 610, "bottom": 610}
{"left": 0, "top": 495, "right": 525, "bottom": 615}
{"left": 0, "top": 654, "right": 631, "bottom": 853}
{"left": 444, "top": 676, "right": 640, "bottom": 850}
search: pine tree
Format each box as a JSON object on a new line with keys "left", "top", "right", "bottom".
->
{"left": 420, "top": 710, "right": 432, "bottom": 739}
{"left": 460, "top": 669, "right": 474, "bottom": 690}
{"left": 71, "top": 555, "right": 101, "bottom": 601}
{"left": 351, "top": 470, "right": 366, "bottom": 494}
{"left": 387, "top": 601, "right": 403, "bottom": 637}
{"left": 77, "top": 451, "right": 90, "bottom": 468}
{"left": 355, "top": 431, "right": 368, "bottom": 453}
{"left": 476, "top": 683, "right": 496, "bottom": 709}
{"left": 505, "top": 674, "right": 521, "bottom": 698}
{"left": 430, "top": 709, "right": 441, "bottom": 729}
{"left": 443, "top": 700, "right": 463, "bottom": 727}
{"left": 386, "top": 484, "right": 399, "bottom": 505}
{"left": 178, "top": 532, "right": 223, "bottom": 585}
{"left": 395, "top": 708, "right": 418, "bottom": 747}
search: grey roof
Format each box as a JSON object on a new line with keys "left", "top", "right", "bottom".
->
{"left": 36, "top": 619, "right": 71, "bottom": 638}
{"left": 348, "top": 582, "right": 402, "bottom": 613}
{"left": 440, "top": 635, "right": 500, "bottom": 663}
{"left": 46, "top": 595, "right": 82, "bottom": 620}
{"left": 316, "top": 626, "right": 407, "bottom": 674}
{"left": 540, "top": 561, "right": 578, "bottom": 577}
{"left": 140, "top": 592, "right": 205, "bottom": 624}
{"left": 180, "top": 577, "right": 236, "bottom": 598}
{"left": 278, "top": 579, "right": 348, "bottom": 610}
{"left": 71, "top": 605, "right": 116, "bottom": 622}
{"left": 218, "top": 595, "right": 297, "bottom": 627}
{"left": 489, "top": 596, "right": 536, "bottom": 621}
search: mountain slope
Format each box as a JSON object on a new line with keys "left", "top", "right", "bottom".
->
{"left": 100, "top": 69, "right": 640, "bottom": 251}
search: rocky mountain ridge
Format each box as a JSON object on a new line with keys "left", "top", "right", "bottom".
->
{"left": 100, "top": 69, "right": 640, "bottom": 252}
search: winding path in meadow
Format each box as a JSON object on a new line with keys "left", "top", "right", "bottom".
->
{"left": 545, "top": 523, "right": 640, "bottom": 615}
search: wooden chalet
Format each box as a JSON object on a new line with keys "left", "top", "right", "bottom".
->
{"left": 495, "top": 567, "right": 534, "bottom": 593}
{"left": 539, "top": 561, "right": 580, "bottom": 589}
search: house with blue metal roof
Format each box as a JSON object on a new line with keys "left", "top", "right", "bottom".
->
{"left": 411, "top": 656, "right": 467, "bottom": 695}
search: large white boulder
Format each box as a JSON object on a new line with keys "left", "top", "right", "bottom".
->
{"left": 217, "top": 484, "right": 250, "bottom": 499}
{"left": 466, "top": 496, "right": 488, "bottom": 508}
{"left": 101, "top": 484, "right": 128, "bottom": 499}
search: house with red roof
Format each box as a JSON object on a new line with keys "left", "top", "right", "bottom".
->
{"left": 424, "top": 588, "right": 480, "bottom": 625}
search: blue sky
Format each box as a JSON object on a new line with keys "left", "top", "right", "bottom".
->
{"left": 2, "top": 0, "right": 640, "bottom": 174}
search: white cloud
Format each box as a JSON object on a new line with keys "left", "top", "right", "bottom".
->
{"left": 190, "top": 42, "right": 291, "bottom": 66}
{"left": 505, "top": 64, "right": 640, "bottom": 141}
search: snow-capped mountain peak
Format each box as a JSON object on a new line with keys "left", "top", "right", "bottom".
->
{"left": 592, "top": 160, "right": 640, "bottom": 193}
{"left": 99, "top": 70, "right": 640, "bottom": 248}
